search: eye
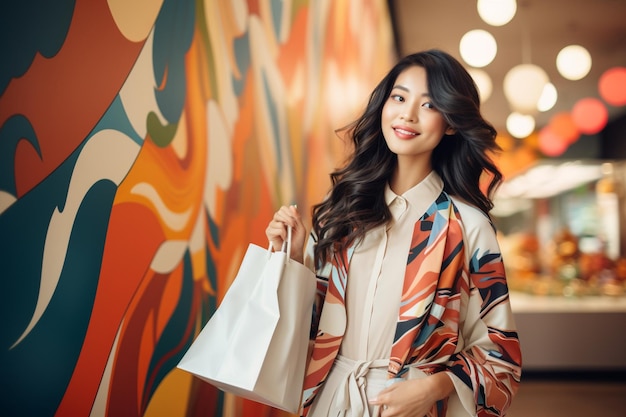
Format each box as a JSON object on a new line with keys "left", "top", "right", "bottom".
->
{"left": 390, "top": 94, "right": 405, "bottom": 102}
{"left": 422, "top": 101, "right": 435, "bottom": 109}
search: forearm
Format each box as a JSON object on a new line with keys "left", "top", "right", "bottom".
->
{"left": 369, "top": 369, "right": 457, "bottom": 415}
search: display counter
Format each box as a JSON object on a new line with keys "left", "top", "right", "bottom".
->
{"left": 492, "top": 160, "right": 626, "bottom": 371}
{"left": 510, "top": 291, "right": 626, "bottom": 371}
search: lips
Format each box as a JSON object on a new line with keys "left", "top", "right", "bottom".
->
{"left": 392, "top": 125, "right": 419, "bottom": 138}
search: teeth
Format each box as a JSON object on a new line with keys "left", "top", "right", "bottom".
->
{"left": 395, "top": 128, "right": 416, "bottom": 135}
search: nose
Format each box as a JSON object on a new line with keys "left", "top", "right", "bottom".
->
{"left": 400, "top": 112, "right": 416, "bottom": 122}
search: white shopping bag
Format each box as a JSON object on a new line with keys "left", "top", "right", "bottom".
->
{"left": 177, "top": 228, "right": 316, "bottom": 413}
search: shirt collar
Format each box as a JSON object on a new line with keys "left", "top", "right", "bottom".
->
{"left": 384, "top": 170, "right": 445, "bottom": 209}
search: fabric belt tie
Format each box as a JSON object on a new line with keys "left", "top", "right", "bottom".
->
{"left": 330, "top": 355, "right": 389, "bottom": 417}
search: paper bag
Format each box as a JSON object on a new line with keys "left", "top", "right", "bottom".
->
{"left": 177, "top": 236, "right": 316, "bottom": 413}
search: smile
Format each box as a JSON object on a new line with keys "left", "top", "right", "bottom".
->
{"left": 393, "top": 127, "right": 419, "bottom": 137}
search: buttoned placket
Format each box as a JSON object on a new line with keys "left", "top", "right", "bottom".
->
{"left": 358, "top": 196, "right": 408, "bottom": 358}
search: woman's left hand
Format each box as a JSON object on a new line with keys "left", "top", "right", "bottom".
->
{"left": 265, "top": 205, "right": 307, "bottom": 263}
{"left": 369, "top": 372, "right": 454, "bottom": 416}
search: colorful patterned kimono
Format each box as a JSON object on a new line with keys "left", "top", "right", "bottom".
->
{"left": 300, "top": 191, "right": 522, "bottom": 417}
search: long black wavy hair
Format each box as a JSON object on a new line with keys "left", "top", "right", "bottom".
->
{"left": 311, "top": 49, "right": 502, "bottom": 268}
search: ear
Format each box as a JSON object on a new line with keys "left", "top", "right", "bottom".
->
{"left": 445, "top": 126, "right": 456, "bottom": 135}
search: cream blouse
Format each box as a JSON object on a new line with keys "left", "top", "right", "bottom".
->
{"left": 308, "top": 171, "right": 449, "bottom": 416}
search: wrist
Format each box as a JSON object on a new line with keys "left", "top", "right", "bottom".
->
{"left": 429, "top": 371, "right": 455, "bottom": 401}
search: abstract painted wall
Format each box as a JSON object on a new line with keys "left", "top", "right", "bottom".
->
{"left": 0, "top": 1, "right": 395, "bottom": 416}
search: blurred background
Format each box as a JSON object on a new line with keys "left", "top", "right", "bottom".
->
{"left": 1, "top": 1, "right": 624, "bottom": 416}
{"left": 392, "top": 2, "right": 626, "bottom": 416}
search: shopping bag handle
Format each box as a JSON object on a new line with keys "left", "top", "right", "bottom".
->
{"left": 266, "top": 225, "right": 292, "bottom": 261}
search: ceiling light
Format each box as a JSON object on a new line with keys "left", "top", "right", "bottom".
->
{"left": 503, "top": 64, "right": 549, "bottom": 113}
{"left": 537, "top": 83, "right": 557, "bottom": 112}
{"left": 477, "top": 0, "right": 517, "bottom": 26}
{"left": 459, "top": 29, "right": 497, "bottom": 68}
{"left": 556, "top": 45, "right": 592, "bottom": 80}
{"left": 467, "top": 68, "right": 493, "bottom": 102}
{"left": 495, "top": 161, "right": 604, "bottom": 200}
{"left": 506, "top": 112, "right": 535, "bottom": 138}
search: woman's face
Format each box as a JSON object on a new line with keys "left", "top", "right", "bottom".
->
{"left": 381, "top": 65, "right": 452, "bottom": 165}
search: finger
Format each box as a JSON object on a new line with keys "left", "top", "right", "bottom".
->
{"left": 266, "top": 218, "right": 288, "bottom": 242}
{"left": 288, "top": 204, "right": 300, "bottom": 218}
{"left": 369, "top": 400, "right": 388, "bottom": 417}
{"left": 272, "top": 207, "right": 294, "bottom": 228}
{"left": 368, "top": 395, "right": 384, "bottom": 407}
{"left": 267, "top": 222, "right": 287, "bottom": 240}
{"left": 268, "top": 205, "right": 303, "bottom": 250}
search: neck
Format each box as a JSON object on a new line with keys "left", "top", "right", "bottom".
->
{"left": 389, "top": 157, "right": 432, "bottom": 195}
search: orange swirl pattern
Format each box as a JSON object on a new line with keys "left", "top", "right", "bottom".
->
{"left": 0, "top": 1, "right": 395, "bottom": 417}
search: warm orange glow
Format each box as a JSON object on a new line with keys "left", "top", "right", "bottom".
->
{"left": 538, "top": 126, "right": 569, "bottom": 157}
{"left": 495, "top": 133, "right": 515, "bottom": 152}
{"left": 571, "top": 97, "right": 608, "bottom": 134}
{"left": 599, "top": 67, "right": 626, "bottom": 106}
{"left": 523, "top": 131, "right": 539, "bottom": 150}
{"left": 549, "top": 112, "right": 580, "bottom": 144}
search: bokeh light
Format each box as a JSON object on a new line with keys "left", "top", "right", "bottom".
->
{"left": 571, "top": 98, "right": 608, "bottom": 134}
{"left": 504, "top": 64, "right": 549, "bottom": 113}
{"left": 598, "top": 67, "right": 626, "bottom": 106}
{"left": 460, "top": 29, "right": 497, "bottom": 67}
{"left": 467, "top": 68, "right": 493, "bottom": 102}
{"left": 538, "top": 126, "right": 569, "bottom": 157}
{"left": 556, "top": 45, "right": 592, "bottom": 80}
{"left": 549, "top": 112, "right": 580, "bottom": 144}
{"left": 506, "top": 112, "right": 535, "bottom": 138}
{"left": 477, "top": 0, "right": 517, "bottom": 26}
{"left": 537, "top": 82, "right": 557, "bottom": 112}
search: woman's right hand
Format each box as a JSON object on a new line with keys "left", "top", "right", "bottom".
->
{"left": 265, "top": 205, "right": 307, "bottom": 263}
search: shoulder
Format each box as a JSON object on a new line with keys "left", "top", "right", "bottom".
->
{"left": 448, "top": 194, "right": 501, "bottom": 251}
{"left": 448, "top": 195, "right": 495, "bottom": 231}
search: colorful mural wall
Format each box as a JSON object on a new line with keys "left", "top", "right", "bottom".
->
{"left": 0, "top": 1, "right": 396, "bottom": 416}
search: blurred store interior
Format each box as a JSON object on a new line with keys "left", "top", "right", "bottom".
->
{"left": 390, "top": 0, "right": 626, "bottom": 415}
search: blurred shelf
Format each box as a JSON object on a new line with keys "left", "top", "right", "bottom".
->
{"left": 510, "top": 291, "right": 626, "bottom": 313}
{"left": 510, "top": 291, "right": 626, "bottom": 371}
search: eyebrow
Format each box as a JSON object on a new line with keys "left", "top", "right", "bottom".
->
{"left": 391, "top": 84, "right": 430, "bottom": 97}
{"left": 392, "top": 85, "right": 410, "bottom": 92}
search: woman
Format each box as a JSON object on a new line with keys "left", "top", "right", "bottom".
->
{"left": 266, "top": 49, "right": 522, "bottom": 417}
